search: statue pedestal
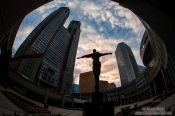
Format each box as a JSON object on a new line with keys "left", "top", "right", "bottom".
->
{"left": 83, "top": 92, "right": 114, "bottom": 116}
{"left": 92, "top": 91, "right": 103, "bottom": 103}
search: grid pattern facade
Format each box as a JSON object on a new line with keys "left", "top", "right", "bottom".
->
{"left": 63, "top": 21, "right": 81, "bottom": 93}
{"left": 13, "top": 7, "right": 81, "bottom": 92}
{"left": 115, "top": 42, "right": 139, "bottom": 86}
{"left": 15, "top": 7, "right": 68, "bottom": 57}
{"left": 37, "top": 26, "right": 71, "bottom": 87}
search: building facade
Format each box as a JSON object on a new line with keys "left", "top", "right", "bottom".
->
{"left": 73, "top": 84, "right": 79, "bottom": 93}
{"left": 115, "top": 42, "right": 139, "bottom": 86}
{"left": 99, "top": 81, "right": 116, "bottom": 92}
{"left": 74, "top": 68, "right": 151, "bottom": 106}
{"left": 11, "top": 7, "right": 81, "bottom": 94}
{"left": 99, "top": 80, "right": 109, "bottom": 92}
{"left": 79, "top": 71, "right": 95, "bottom": 93}
{"left": 101, "top": 67, "right": 151, "bottom": 106}
{"left": 140, "top": 31, "right": 175, "bottom": 95}
{"left": 0, "top": 0, "right": 52, "bottom": 83}
{"left": 108, "top": 83, "right": 116, "bottom": 90}
{"left": 62, "top": 21, "right": 81, "bottom": 94}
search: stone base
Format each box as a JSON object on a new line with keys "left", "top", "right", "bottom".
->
{"left": 92, "top": 91, "right": 103, "bottom": 103}
{"left": 83, "top": 92, "right": 114, "bottom": 116}
{"left": 83, "top": 102, "right": 114, "bottom": 116}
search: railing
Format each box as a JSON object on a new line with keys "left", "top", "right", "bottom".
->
{"left": 2, "top": 90, "right": 51, "bottom": 115}
{"left": 0, "top": 106, "right": 28, "bottom": 116}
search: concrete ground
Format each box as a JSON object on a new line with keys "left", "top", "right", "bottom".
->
{"left": 0, "top": 86, "right": 25, "bottom": 115}
{"left": 0, "top": 85, "right": 83, "bottom": 116}
{"left": 157, "top": 93, "right": 175, "bottom": 108}
{"left": 49, "top": 106, "right": 83, "bottom": 116}
{"left": 1, "top": 84, "right": 175, "bottom": 116}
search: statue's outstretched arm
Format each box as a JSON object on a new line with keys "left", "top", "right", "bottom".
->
{"left": 101, "top": 52, "right": 112, "bottom": 56}
{"left": 77, "top": 53, "right": 92, "bottom": 59}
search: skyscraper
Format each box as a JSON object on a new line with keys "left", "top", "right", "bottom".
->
{"left": 12, "top": 7, "right": 81, "bottom": 94}
{"left": 115, "top": 42, "right": 139, "bottom": 86}
{"left": 60, "top": 21, "right": 81, "bottom": 94}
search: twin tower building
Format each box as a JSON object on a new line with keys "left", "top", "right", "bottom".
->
{"left": 12, "top": 7, "right": 140, "bottom": 94}
{"left": 12, "top": 7, "right": 81, "bottom": 94}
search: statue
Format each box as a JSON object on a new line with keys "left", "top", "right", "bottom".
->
{"left": 77, "top": 49, "right": 112, "bottom": 92}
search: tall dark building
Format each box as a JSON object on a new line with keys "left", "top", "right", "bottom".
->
{"left": 12, "top": 7, "right": 81, "bottom": 94}
{"left": 115, "top": 42, "right": 139, "bottom": 86}
{"left": 61, "top": 21, "right": 81, "bottom": 94}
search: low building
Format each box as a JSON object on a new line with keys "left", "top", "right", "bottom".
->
{"left": 99, "top": 80, "right": 109, "bottom": 92}
{"left": 73, "top": 84, "right": 79, "bottom": 93}
{"left": 79, "top": 71, "right": 95, "bottom": 93}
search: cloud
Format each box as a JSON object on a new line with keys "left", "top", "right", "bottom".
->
{"left": 13, "top": 0, "right": 145, "bottom": 87}
{"left": 13, "top": 25, "right": 34, "bottom": 51}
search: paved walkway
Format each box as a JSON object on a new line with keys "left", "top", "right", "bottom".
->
{"left": 0, "top": 85, "right": 83, "bottom": 115}
{"left": 157, "top": 93, "right": 175, "bottom": 108}
{"left": 114, "top": 97, "right": 155, "bottom": 114}
{"left": 0, "top": 87, "right": 25, "bottom": 114}
{"left": 49, "top": 106, "right": 82, "bottom": 116}
{"left": 2, "top": 84, "right": 174, "bottom": 116}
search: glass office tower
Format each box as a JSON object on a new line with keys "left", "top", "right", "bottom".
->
{"left": 12, "top": 7, "right": 81, "bottom": 93}
{"left": 115, "top": 42, "right": 139, "bottom": 86}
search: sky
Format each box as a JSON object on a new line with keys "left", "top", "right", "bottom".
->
{"left": 13, "top": 0, "right": 145, "bottom": 87}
